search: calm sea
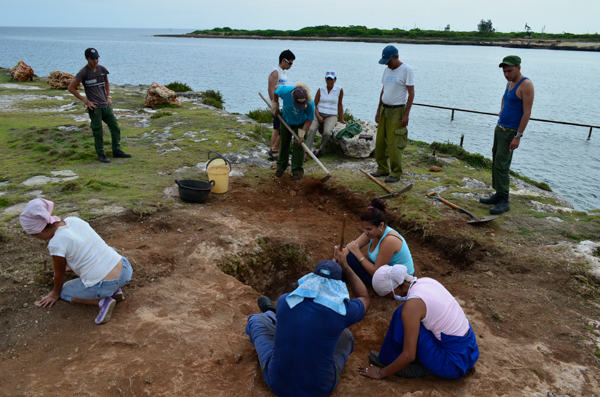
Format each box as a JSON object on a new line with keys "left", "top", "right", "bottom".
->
{"left": 1, "top": 27, "right": 599, "bottom": 211}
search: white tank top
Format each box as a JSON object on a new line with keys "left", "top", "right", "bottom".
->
{"left": 407, "top": 278, "right": 470, "bottom": 340}
{"left": 317, "top": 84, "right": 341, "bottom": 115}
{"left": 271, "top": 66, "right": 288, "bottom": 107}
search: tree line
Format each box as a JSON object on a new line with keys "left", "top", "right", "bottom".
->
{"left": 190, "top": 25, "right": 599, "bottom": 42}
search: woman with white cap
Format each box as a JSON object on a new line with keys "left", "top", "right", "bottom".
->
{"left": 19, "top": 198, "right": 132, "bottom": 325}
{"left": 305, "top": 70, "right": 346, "bottom": 161}
{"left": 357, "top": 264, "right": 479, "bottom": 380}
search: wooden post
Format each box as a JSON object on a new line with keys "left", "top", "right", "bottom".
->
{"left": 589, "top": 127, "right": 593, "bottom": 140}
{"left": 460, "top": 134, "right": 464, "bottom": 147}
{"left": 451, "top": 109, "right": 455, "bottom": 121}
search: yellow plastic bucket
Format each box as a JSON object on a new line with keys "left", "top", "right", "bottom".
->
{"left": 206, "top": 151, "right": 231, "bottom": 194}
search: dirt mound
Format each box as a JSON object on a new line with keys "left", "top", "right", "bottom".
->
{"left": 0, "top": 177, "right": 598, "bottom": 396}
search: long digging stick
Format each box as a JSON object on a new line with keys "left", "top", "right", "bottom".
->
{"left": 259, "top": 92, "right": 332, "bottom": 182}
{"left": 340, "top": 214, "right": 347, "bottom": 248}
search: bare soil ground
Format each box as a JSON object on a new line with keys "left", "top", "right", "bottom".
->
{"left": 1, "top": 177, "right": 599, "bottom": 396}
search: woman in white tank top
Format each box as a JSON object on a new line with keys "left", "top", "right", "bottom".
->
{"left": 305, "top": 70, "right": 346, "bottom": 160}
{"left": 356, "top": 265, "right": 479, "bottom": 380}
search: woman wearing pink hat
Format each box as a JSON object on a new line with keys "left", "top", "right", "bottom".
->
{"left": 357, "top": 264, "right": 479, "bottom": 380}
{"left": 19, "top": 199, "right": 132, "bottom": 325}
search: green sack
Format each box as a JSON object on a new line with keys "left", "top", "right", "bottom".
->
{"left": 335, "top": 120, "right": 363, "bottom": 139}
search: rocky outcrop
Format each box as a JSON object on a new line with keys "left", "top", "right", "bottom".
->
{"left": 10, "top": 60, "right": 34, "bottom": 82}
{"left": 46, "top": 71, "right": 80, "bottom": 90}
{"left": 144, "top": 82, "right": 181, "bottom": 107}
{"left": 332, "top": 121, "right": 377, "bottom": 158}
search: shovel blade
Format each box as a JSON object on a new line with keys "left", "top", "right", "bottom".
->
{"left": 467, "top": 215, "right": 499, "bottom": 224}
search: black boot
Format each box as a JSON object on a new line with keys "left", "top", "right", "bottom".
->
{"left": 490, "top": 195, "right": 510, "bottom": 215}
{"left": 479, "top": 193, "right": 500, "bottom": 205}
{"left": 258, "top": 296, "right": 276, "bottom": 313}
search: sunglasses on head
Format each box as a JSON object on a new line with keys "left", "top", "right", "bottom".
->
{"left": 284, "top": 58, "right": 293, "bottom": 66}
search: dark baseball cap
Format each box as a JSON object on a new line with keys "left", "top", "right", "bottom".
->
{"left": 85, "top": 48, "right": 99, "bottom": 59}
{"left": 499, "top": 55, "right": 521, "bottom": 67}
{"left": 379, "top": 45, "right": 398, "bottom": 64}
{"left": 292, "top": 86, "right": 308, "bottom": 110}
{"left": 313, "top": 260, "right": 342, "bottom": 280}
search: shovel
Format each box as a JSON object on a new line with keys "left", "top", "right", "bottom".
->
{"left": 259, "top": 92, "right": 332, "bottom": 183}
{"left": 359, "top": 169, "right": 412, "bottom": 199}
{"left": 427, "top": 192, "right": 499, "bottom": 224}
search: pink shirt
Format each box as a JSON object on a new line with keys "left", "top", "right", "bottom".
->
{"left": 407, "top": 278, "right": 470, "bottom": 340}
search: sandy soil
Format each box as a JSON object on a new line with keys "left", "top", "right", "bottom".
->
{"left": 1, "top": 177, "right": 599, "bottom": 396}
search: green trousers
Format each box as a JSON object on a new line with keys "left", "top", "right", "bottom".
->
{"left": 89, "top": 106, "right": 122, "bottom": 155}
{"left": 492, "top": 124, "right": 517, "bottom": 197}
{"left": 375, "top": 106, "right": 408, "bottom": 178}
{"left": 277, "top": 123, "right": 304, "bottom": 175}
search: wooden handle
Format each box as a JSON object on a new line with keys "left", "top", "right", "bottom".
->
{"left": 259, "top": 92, "right": 331, "bottom": 177}
{"left": 359, "top": 169, "right": 393, "bottom": 193}
{"left": 340, "top": 215, "right": 347, "bottom": 247}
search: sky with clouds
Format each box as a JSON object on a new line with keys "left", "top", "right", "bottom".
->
{"left": 2, "top": 0, "right": 598, "bottom": 34}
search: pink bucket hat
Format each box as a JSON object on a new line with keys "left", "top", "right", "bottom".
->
{"left": 19, "top": 199, "right": 61, "bottom": 234}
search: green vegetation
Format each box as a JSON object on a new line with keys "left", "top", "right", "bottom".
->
{"left": 247, "top": 108, "right": 272, "bottom": 123}
{"left": 477, "top": 19, "right": 495, "bottom": 33}
{"left": 343, "top": 108, "right": 355, "bottom": 122}
{"left": 165, "top": 81, "right": 192, "bottom": 92}
{"left": 509, "top": 170, "right": 552, "bottom": 192}
{"left": 203, "top": 89, "right": 224, "bottom": 109}
{"left": 151, "top": 111, "right": 172, "bottom": 119}
{"left": 429, "top": 141, "right": 492, "bottom": 169}
{"left": 190, "top": 25, "right": 600, "bottom": 42}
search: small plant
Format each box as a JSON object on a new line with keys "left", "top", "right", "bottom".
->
{"left": 151, "top": 111, "right": 172, "bottom": 119}
{"left": 202, "top": 90, "right": 224, "bottom": 109}
{"left": 247, "top": 108, "right": 272, "bottom": 123}
{"left": 343, "top": 108, "right": 355, "bottom": 122}
{"left": 165, "top": 81, "right": 192, "bottom": 92}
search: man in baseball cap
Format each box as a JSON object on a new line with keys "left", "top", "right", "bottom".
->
{"left": 271, "top": 83, "right": 315, "bottom": 180}
{"left": 479, "top": 55, "right": 534, "bottom": 215}
{"left": 373, "top": 45, "right": 415, "bottom": 184}
{"left": 68, "top": 48, "right": 132, "bottom": 163}
{"left": 245, "top": 254, "right": 370, "bottom": 396}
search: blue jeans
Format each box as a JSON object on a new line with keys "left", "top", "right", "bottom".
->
{"left": 60, "top": 256, "right": 133, "bottom": 303}
{"left": 245, "top": 311, "right": 354, "bottom": 387}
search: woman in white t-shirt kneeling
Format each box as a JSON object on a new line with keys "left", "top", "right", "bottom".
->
{"left": 20, "top": 199, "right": 133, "bottom": 325}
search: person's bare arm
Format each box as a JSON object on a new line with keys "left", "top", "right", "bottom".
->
{"left": 335, "top": 246, "right": 370, "bottom": 313}
{"left": 401, "top": 85, "right": 415, "bottom": 127}
{"left": 338, "top": 88, "right": 345, "bottom": 123}
{"left": 314, "top": 90, "right": 323, "bottom": 123}
{"left": 268, "top": 71, "right": 279, "bottom": 102}
{"left": 38, "top": 256, "right": 67, "bottom": 308}
{"left": 68, "top": 79, "right": 96, "bottom": 109}
{"left": 510, "top": 80, "right": 534, "bottom": 150}
{"left": 359, "top": 298, "right": 425, "bottom": 379}
{"left": 375, "top": 88, "right": 384, "bottom": 123}
{"left": 373, "top": 232, "right": 403, "bottom": 269}
{"left": 105, "top": 76, "right": 112, "bottom": 106}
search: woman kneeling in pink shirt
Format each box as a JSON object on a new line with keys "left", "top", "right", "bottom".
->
{"left": 357, "top": 265, "right": 479, "bottom": 379}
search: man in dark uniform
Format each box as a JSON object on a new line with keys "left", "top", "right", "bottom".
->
{"left": 480, "top": 55, "right": 534, "bottom": 214}
{"left": 68, "top": 48, "right": 131, "bottom": 163}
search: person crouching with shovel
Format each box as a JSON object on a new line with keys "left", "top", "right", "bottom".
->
{"left": 19, "top": 198, "right": 132, "bottom": 325}
{"left": 271, "top": 83, "right": 315, "bottom": 181}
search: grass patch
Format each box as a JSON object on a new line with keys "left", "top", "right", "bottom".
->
{"left": 165, "top": 81, "right": 192, "bottom": 92}
{"left": 247, "top": 108, "right": 272, "bottom": 123}
{"left": 430, "top": 141, "right": 492, "bottom": 169}
{"left": 509, "top": 170, "right": 552, "bottom": 192}
{"left": 343, "top": 108, "right": 355, "bottom": 122}
{"left": 151, "top": 111, "right": 172, "bottom": 119}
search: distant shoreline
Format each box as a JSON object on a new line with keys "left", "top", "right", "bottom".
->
{"left": 155, "top": 34, "right": 600, "bottom": 52}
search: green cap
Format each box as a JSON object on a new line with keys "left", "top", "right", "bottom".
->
{"left": 499, "top": 55, "right": 521, "bottom": 67}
